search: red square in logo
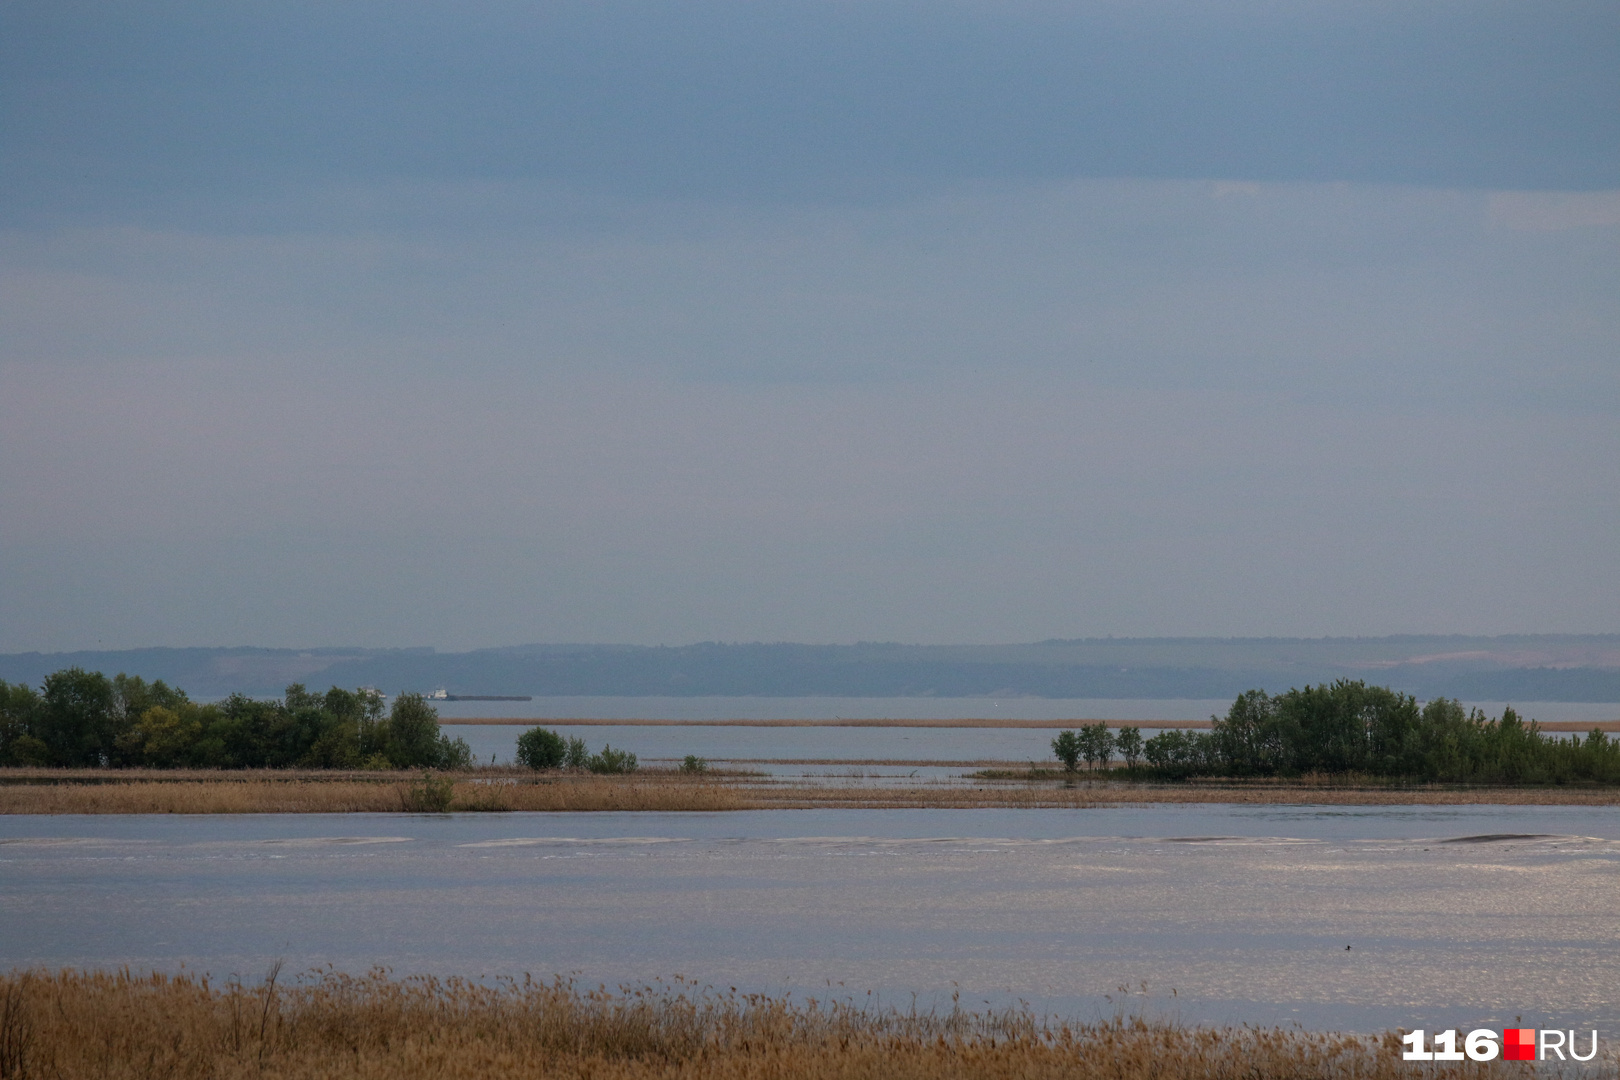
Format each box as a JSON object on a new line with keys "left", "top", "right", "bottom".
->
{"left": 1503, "top": 1028, "right": 1536, "bottom": 1061}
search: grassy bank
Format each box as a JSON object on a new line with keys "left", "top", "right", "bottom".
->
{"left": 0, "top": 968, "right": 1498, "bottom": 1080}
{"left": 5, "top": 767, "right": 1620, "bottom": 812}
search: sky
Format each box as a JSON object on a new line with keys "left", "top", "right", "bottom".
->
{"left": 2, "top": 0, "right": 1617, "bottom": 652}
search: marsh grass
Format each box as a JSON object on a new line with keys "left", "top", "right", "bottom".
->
{"left": 0, "top": 772, "right": 748, "bottom": 814}
{"left": 0, "top": 967, "right": 1537, "bottom": 1080}
{"left": 4, "top": 767, "right": 1620, "bottom": 813}
{"left": 398, "top": 771, "right": 456, "bottom": 813}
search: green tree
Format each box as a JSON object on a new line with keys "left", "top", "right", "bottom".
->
{"left": 1267, "top": 681, "right": 1420, "bottom": 776}
{"left": 384, "top": 692, "right": 445, "bottom": 767}
{"left": 1079, "top": 722, "right": 1114, "bottom": 771}
{"left": 300, "top": 686, "right": 384, "bottom": 768}
{"left": 38, "top": 668, "right": 121, "bottom": 766}
{"left": 1211, "top": 690, "right": 1278, "bottom": 775}
{"left": 1051, "top": 730, "right": 1082, "bottom": 773}
{"left": 1143, "top": 729, "right": 1217, "bottom": 779}
{"left": 122, "top": 705, "right": 204, "bottom": 767}
{"left": 0, "top": 679, "right": 46, "bottom": 766}
{"left": 1115, "top": 726, "right": 1144, "bottom": 769}
{"left": 516, "top": 726, "right": 567, "bottom": 769}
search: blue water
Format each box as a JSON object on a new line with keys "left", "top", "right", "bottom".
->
{"left": 4, "top": 804, "right": 1618, "bottom": 1035}
{"left": 447, "top": 717, "right": 1618, "bottom": 769}
{"left": 449, "top": 723, "right": 1081, "bottom": 769}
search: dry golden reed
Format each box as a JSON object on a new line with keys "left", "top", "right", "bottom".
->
{"left": 0, "top": 967, "right": 1529, "bottom": 1080}
{"left": 5, "top": 768, "right": 1620, "bottom": 813}
{"left": 0, "top": 774, "right": 747, "bottom": 815}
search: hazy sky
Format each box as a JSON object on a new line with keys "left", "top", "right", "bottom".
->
{"left": 3, "top": 0, "right": 1617, "bottom": 652}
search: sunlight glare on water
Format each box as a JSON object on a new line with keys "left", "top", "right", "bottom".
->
{"left": 3, "top": 805, "right": 1618, "bottom": 1034}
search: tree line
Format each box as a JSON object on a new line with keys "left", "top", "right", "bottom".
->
{"left": 1052, "top": 680, "right": 1620, "bottom": 783}
{"left": 0, "top": 667, "right": 471, "bottom": 769}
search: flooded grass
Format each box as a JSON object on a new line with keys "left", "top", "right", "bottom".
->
{"left": 0, "top": 967, "right": 1524, "bottom": 1080}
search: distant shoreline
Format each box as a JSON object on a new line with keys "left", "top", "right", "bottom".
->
{"left": 439, "top": 716, "right": 1620, "bottom": 731}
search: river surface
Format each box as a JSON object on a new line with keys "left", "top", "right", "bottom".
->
{"left": 449, "top": 723, "right": 1097, "bottom": 773}
{"left": 4, "top": 804, "right": 1618, "bottom": 1035}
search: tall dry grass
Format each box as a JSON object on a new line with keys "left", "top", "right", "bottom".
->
{"left": 0, "top": 775, "right": 746, "bottom": 814}
{"left": 0, "top": 967, "right": 1525, "bottom": 1080}
{"left": 4, "top": 768, "right": 1619, "bottom": 813}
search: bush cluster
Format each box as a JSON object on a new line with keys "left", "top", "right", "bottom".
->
{"left": 1051, "top": 680, "right": 1620, "bottom": 783}
{"left": 514, "top": 726, "right": 567, "bottom": 768}
{"left": 515, "top": 726, "right": 638, "bottom": 773}
{"left": 0, "top": 668, "right": 471, "bottom": 770}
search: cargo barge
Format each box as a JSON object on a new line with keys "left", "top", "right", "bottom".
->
{"left": 425, "top": 689, "right": 532, "bottom": 702}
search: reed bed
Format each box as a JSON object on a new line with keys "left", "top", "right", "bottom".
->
{"left": 0, "top": 967, "right": 1521, "bottom": 1080}
{"left": 4, "top": 769, "right": 1619, "bottom": 813}
{"left": 0, "top": 775, "right": 747, "bottom": 815}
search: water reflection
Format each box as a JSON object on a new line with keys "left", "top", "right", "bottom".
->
{"left": 4, "top": 805, "right": 1618, "bottom": 1034}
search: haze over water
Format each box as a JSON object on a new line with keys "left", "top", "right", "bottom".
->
{"left": 5, "top": 805, "right": 1616, "bottom": 1035}
{"left": 4, "top": 0, "right": 1617, "bottom": 1056}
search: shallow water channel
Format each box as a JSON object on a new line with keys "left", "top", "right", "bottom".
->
{"left": 450, "top": 723, "right": 1075, "bottom": 779}
{"left": 444, "top": 708, "right": 1620, "bottom": 774}
{"left": 3, "top": 804, "right": 1618, "bottom": 1035}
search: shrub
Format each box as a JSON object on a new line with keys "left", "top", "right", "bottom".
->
{"left": 516, "top": 727, "right": 567, "bottom": 769}
{"left": 1051, "top": 730, "right": 1081, "bottom": 773}
{"left": 438, "top": 734, "right": 474, "bottom": 770}
{"left": 563, "top": 736, "right": 589, "bottom": 770}
{"left": 1143, "top": 729, "right": 1217, "bottom": 779}
{"left": 399, "top": 771, "right": 455, "bottom": 813}
{"left": 679, "top": 754, "right": 709, "bottom": 774}
{"left": 585, "top": 744, "right": 638, "bottom": 774}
